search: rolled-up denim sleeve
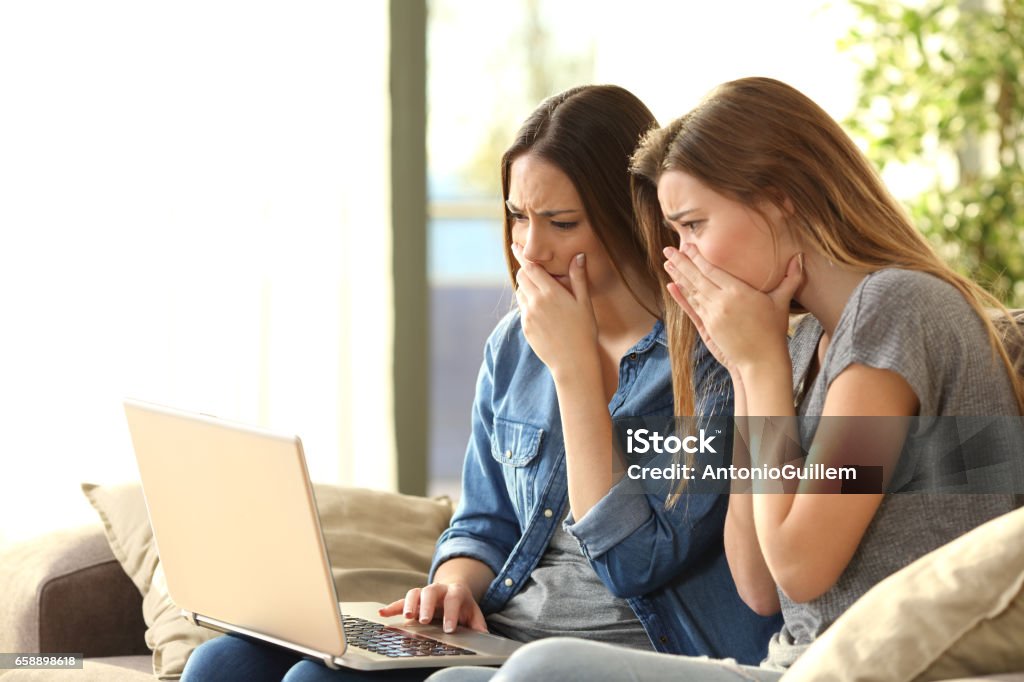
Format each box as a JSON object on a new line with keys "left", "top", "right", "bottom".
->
{"left": 564, "top": 340, "right": 733, "bottom": 599}
{"left": 429, "top": 330, "right": 520, "bottom": 582}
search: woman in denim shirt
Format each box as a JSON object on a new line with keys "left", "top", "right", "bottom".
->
{"left": 183, "top": 85, "right": 777, "bottom": 682}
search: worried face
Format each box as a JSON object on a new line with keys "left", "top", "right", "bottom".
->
{"left": 507, "top": 154, "right": 619, "bottom": 296}
{"left": 656, "top": 170, "right": 798, "bottom": 293}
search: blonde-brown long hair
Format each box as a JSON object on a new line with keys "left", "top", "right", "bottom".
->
{"left": 630, "top": 77, "right": 1024, "bottom": 417}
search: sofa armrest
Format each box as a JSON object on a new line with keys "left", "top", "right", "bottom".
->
{"left": 0, "top": 525, "right": 148, "bottom": 657}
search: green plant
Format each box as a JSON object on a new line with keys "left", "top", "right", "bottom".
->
{"left": 842, "top": 0, "right": 1024, "bottom": 305}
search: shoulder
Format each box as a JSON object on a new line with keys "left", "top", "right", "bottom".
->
{"left": 854, "top": 269, "right": 972, "bottom": 321}
{"left": 827, "top": 269, "right": 1012, "bottom": 414}
{"left": 481, "top": 308, "right": 545, "bottom": 384}
{"left": 845, "top": 269, "right": 991, "bottom": 353}
{"left": 836, "top": 268, "right": 983, "bottom": 348}
{"left": 483, "top": 308, "right": 526, "bottom": 355}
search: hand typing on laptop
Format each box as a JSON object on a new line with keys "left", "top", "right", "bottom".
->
{"left": 379, "top": 557, "right": 494, "bottom": 634}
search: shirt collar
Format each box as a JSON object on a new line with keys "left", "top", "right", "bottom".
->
{"left": 630, "top": 318, "right": 667, "bottom": 355}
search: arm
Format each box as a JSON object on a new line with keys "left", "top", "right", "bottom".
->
{"left": 724, "top": 371, "right": 781, "bottom": 615}
{"left": 745, "top": 363, "right": 914, "bottom": 602}
{"left": 552, "top": 354, "right": 615, "bottom": 519}
{"left": 513, "top": 249, "right": 615, "bottom": 519}
{"left": 381, "top": 324, "right": 519, "bottom": 632}
{"left": 661, "top": 248, "right": 782, "bottom": 612}
{"left": 562, "top": 341, "right": 733, "bottom": 598}
{"left": 665, "top": 244, "right": 917, "bottom": 604}
{"left": 516, "top": 251, "right": 727, "bottom": 596}
{"left": 379, "top": 556, "right": 495, "bottom": 634}
{"left": 431, "top": 557, "right": 495, "bottom": 603}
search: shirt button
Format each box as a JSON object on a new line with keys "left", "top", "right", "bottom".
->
{"left": 630, "top": 352, "right": 638, "bottom": 360}
{"left": 544, "top": 509, "right": 553, "bottom": 518}
{"left": 505, "top": 449, "right": 512, "bottom": 458}
{"left": 504, "top": 578, "right": 513, "bottom": 587}
{"left": 659, "top": 635, "right": 669, "bottom": 644}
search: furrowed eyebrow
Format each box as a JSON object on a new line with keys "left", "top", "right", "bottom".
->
{"left": 666, "top": 208, "right": 699, "bottom": 221}
{"left": 505, "top": 200, "right": 580, "bottom": 217}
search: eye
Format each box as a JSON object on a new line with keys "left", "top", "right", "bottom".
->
{"left": 680, "top": 220, "right": 705, "bottom": 232}
{"left": 551, "top": 220, "right": 578, "bottom": 230}
{"left": 509, "top": 212, "right": 527, "bottom": 223}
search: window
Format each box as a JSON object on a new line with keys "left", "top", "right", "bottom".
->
{"left": 425, "top": 0, "right": 860, "bottom": 497}
{"left": 0, "top": 2, "right": 392, "bottom": 547}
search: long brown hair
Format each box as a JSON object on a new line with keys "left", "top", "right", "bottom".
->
{"left": 502, "top": 85, "right": 661, "bottom": 316}
{"left": 631, "top": 77, "right": 1024, "bottom": 416}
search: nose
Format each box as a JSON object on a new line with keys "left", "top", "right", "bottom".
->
{"left": 676, "top": 229, "right": 696, "bottom": 249}
{"left": 518, "top": 220, "right": 551, "bottom": 264}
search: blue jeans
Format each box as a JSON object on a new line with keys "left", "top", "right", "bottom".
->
{"left": 424, "top": 638, "right": 783, "bottom": 682}
{"left": 182, "top": 635, "right": 437, "bottom": 682}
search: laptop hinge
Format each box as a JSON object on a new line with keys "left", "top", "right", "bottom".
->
{"left": 185, "top": 610, "right": 346, "bottom": 668}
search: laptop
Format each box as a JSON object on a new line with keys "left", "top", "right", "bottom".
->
{"left": 123, "top": 398, "right": 521, "bottom": 671}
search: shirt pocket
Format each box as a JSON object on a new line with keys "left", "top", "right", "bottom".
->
{"left": 490, "top": 417, "right": 544, "bottom": 521}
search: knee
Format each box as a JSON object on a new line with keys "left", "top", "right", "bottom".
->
{"left": 495, "top": 638, "right": 601, "bottom": 682}
{"left": 182, "top": 635, "right": 297, "bottom": 682}
{"left": 282, "top": 660, "right": 341, "bottom": 682}
{"left": 182, "top": 636, "right": 244, "bottom": 681}
{"left": 427, "top": 666, "right": 499, "bottom": 682}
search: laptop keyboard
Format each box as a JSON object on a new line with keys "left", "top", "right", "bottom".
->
{"left": 342, "top": 616, "right": 477, "bottom": 658}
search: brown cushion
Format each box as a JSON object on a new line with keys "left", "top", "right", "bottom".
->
{"left": 38, "top": 559, "right": 149, "bottom": 657}
{"left": 83, "top": 482, "right": 453, "bottom": 680}
{"left": 0, "top": 525, "right": 149, "bottom": 659}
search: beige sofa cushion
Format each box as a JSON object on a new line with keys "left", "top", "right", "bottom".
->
{"left": 783, "top": 505, "right": 1024, "bottom": 682}
{"left": 82, "top": 482, "right": 453, "bottom": 680}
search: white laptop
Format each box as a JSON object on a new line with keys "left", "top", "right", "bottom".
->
{"left": 123, "top": 398, "right": 521, "bottom": 671}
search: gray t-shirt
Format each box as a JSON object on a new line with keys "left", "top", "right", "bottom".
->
{"left": 765, "top": 268, "right": 1020, "bottom": 669}
{"left": 485, "top": 512, "right": 653, "bottom": 650}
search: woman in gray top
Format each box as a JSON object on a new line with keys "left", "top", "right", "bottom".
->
{"left": 428, "top": 77, "right": 1024, "bottom": 681}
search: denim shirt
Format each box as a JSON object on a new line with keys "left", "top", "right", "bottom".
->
{"left": 430, "top": 311, "right": 781, "bottom": 665}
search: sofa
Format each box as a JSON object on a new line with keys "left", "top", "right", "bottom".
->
{"left": 2, "top": 307, "right": 1024, "bottom": 681}
{"left": 0, "top": 483, "right": 456, "bottom": 681}
{"left": 2, "top": 480, "right": 1024, "bottom": 682}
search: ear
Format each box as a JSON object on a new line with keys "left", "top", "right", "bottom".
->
{"left": 760, "top": 188, "right": 794, "bottom": 218}
{"left": 780, "top": 195, "right": 795, "bottom": 215}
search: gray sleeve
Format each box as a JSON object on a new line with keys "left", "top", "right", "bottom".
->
{"left": 823, "top": 269, "right": 980, "bottom": 416}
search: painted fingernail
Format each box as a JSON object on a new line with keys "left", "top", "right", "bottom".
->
{"left": 576, "top": 253, "right": 585, "bottom": 266}
{"left": 404, "top": 611, "right": 413, "bottom": 619}
{"left": 444, "top": 620, "right": 454, "bottom": 633}
{"left": 662, "top": 246, "right": 676, "bottom": 258}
